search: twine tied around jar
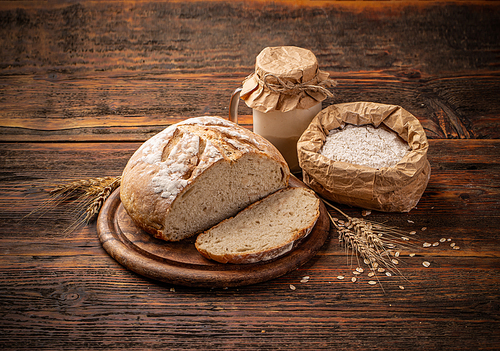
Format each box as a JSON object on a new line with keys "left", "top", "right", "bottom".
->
{"left": 260, "top": 73, "right": 335, "bottom": 98}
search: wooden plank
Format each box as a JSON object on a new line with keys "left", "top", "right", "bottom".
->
{"left": 1, "top": 1, "right": 499, "bottom": 141}
{"left": 1, "top": 71, "right": 499, "bottom": 141}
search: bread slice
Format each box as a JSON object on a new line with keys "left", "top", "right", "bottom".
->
{"left": 120, "top": 116, "right": 290, "bottom": 241}
{"left": 195, "top": 187, "right": 320, "bottom": 264}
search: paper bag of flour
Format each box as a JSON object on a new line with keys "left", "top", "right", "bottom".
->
{"left": 297, "top": 102, "right": 431, "bottom": 212}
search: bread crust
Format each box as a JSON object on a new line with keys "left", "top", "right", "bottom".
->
{"left": 195, "top": 187, "right": 320, "bottom": 264}
{"left": 120, "top": 116, "right": 290, "bottom": 241}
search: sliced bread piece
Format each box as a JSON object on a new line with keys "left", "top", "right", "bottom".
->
{"left": 195, "top": 187, "right": 320, "bottom": 264}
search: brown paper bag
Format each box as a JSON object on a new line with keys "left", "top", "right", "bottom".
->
{"left": 297, "top": 102, "right": 431, "bottom": 212}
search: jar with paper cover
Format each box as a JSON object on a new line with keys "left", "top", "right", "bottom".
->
{"left": 229, "top": 46, "right": 336, "bottom": 173}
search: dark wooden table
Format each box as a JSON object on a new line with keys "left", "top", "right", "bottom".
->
{"left": 1, "top": 1, "right": 499, "bottom": 350}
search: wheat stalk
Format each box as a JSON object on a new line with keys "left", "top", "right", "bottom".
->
{"left": 26, "top": 176, "right": 121, "bottom": 234}
{"left": 322, "top": 198, "right": 420, "bottom": 289}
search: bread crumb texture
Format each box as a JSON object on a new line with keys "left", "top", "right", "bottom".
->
{"left": 195, "top": 187, "right": 320, "bottom": 264}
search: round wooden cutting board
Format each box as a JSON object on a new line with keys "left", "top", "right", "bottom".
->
{"left": 97, "top": 176, "right": 331, "bottom": 288}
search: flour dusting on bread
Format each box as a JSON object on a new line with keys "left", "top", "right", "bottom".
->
{"left": 120, "top": 116, "right": 290, "bottom": 242}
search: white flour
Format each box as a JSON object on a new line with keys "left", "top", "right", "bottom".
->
{"left": 319, "top": 124, "right": 410, "bottom": 169}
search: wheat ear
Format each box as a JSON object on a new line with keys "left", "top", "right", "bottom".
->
{"left": 323, "top": 198, "right": 416, "bottom": 287}
{"left": 27, "top": 176, "right": 121, "bottom": 234}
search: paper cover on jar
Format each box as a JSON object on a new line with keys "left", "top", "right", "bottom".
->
{"left": 240, "top": 46, "right": 336, "bottom": 113}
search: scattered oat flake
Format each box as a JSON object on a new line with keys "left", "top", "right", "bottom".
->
{"left": 401, "top": 236, "right": 410, "bottom": 241}
{"left": 439, "top": 238, "right": 446, "bottom": 243}
{"left": 385, "top": 271, "right": 392, "bottom": 277}
{"left": 408, "top": 220, "right": 414, "bottom": 223}
{"left": 392, "top": 259, "right": 399, "bottom": 265}
{"left": 423, "top": 261, "right": 431, "bottom": 267}
{"left": 368, "top": 281, "right": 377, "bottom": 285}
{"left": 356, "top": 267, "right": 364, "bottom": 273}
{"left": 378, "top": 268, "right": 385, "bottom": 273}
{"left": 399, "top": 286, "right": 405, "bottom": 290}
{"left": 337, "top": 275, "right": 345, "bottom": 280}
{"left": 368, "top": 272, "right": 375, "bottom": 277}
{"left": 421, "top": 227, "right": 427, "bottom": 231}
{"left": 290, "top": 284, "right": 296, "bottom": 290}
{"left": 423, "top": 242, "right": 432, "bottom": 247}
{"left": 447, "top": 238, "right": 452, "bottom": 242}
{"left": 409, "top": 253, "right": 416, "bottom": 257}
{"left": 395, "top": 251, "right": 400, "bottom": 257}
{"left": 450, "top": 242, "right": 456, "bottom": 247}
{"left": 353, "top": 271, "right": 361, "bottom": 275}
{"left": 432, "top": 242, "right": 440, "bottom": 247}
{"left": 409, "top": 231, "right": 417, "bottom": 235}
{"left": 453, "top": 246, "right": 461, "bottom": 250}
{"left": 351, "top": 277, "right": 357, "bottom": 283}
{"left": 364, "top": 259, "right": 370, "bottom": 265}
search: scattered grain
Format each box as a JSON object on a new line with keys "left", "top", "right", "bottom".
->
{"left": 356, "top": 267, "right": 364, "bottom": 273}
{"left": 395, "top": 251, "right": 400, "bottom": 258}
{"left": 392, "top": 259, "right": 399, "bottom": 265}
{"left": 453, "top": 246, "right": 460, "bottom": 250}
{"left": 423, "top": 242, "right": 432, "bottom": 247}
{"left": 432, "top": 242, "right": 440, "bottom": 247}
{"left": 368, "top": 281, "right": 377, "bottom": 285}
{"left": 362, "top": 210, "right": 371, "bottom": 217}
{"left": 440, "top": 238, "right": 447, "bottom": 243}
{"left": 447, "top": 238, "right": 452, "bottom": 242}
{"left": 337, "top": 275, "right": 345, "bottom": 280}
{"left": 409, "top": 231, "right": 417, "bottom": 235}
{"left": 422, "top": 261, "right": 431, "bottom": 267}
{"left": 378, "top": 268, "right": 385, "bottom": 273}
{"left": 290, "top": 284, "right": 296, "bottom": 290}
{"left": 353, "top": 271, "right": 361, "bottom": 275}
{"left": 399, "top": 286, "right": 405, "bottom": 290}
{"left": 368, "top": 272, "right": 375, "bottom": 277}
{"left": 421, "top": 227, "right": 427, "bottom": 231}
{"left": 408, "top": 220, "right": 414, "bottom": 223}
{"left": 385, "top": 271, "right": 392, "bottom": 277}
{"left": 401, "top": 236, "right": 410, "bottom": 241}
{"left": 409, "top": 253, "right": 416, "bottom": 257}
{"left": 351, "top": 277, "right": 357, "bottom": 283}
{"left": 450, "top": 243, "right": 456, "bottom": 247}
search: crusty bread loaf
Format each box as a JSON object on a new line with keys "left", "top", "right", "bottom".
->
{"left": 120, "top": 116, "right": 290, "bottom": 242}
{"left": 195, "top": 187, "right": 320, "bottom": 264}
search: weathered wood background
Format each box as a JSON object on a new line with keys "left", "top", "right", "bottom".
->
{"left": 0, "top": 1, "right": 499, "bottom": 350}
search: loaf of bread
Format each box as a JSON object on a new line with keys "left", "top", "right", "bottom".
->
{"left": 195, "top": 187, "right": 320, "bottom": 264}
{"left": 120, "top": 116, "right": 290, "bottom": 242}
